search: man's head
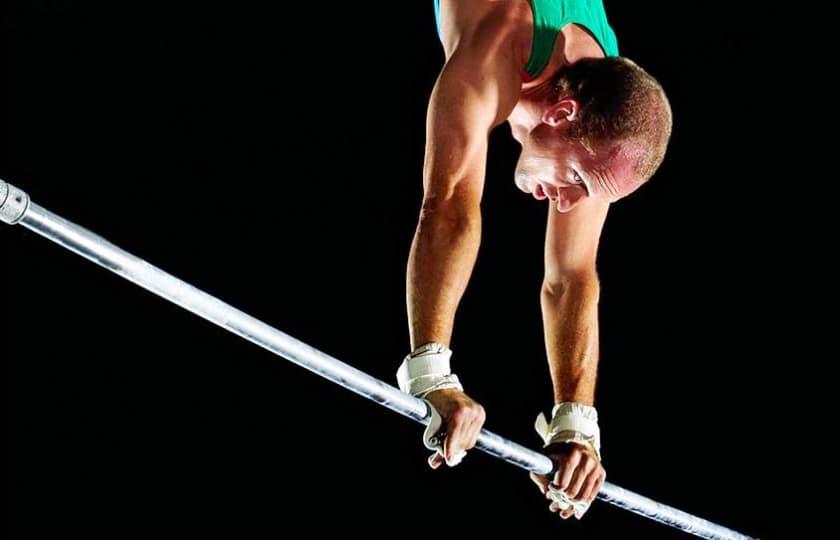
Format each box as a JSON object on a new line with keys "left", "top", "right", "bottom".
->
{"left": 514, "top": 57, "right": 672, "bottom": 212}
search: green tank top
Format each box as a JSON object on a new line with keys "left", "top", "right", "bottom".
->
{"left": 433, "top": 0, "right": 619, "bottom": 78}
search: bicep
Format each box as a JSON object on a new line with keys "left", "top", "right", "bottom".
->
{"left": 544, "top": 199, "right": 610, "bottom": 284}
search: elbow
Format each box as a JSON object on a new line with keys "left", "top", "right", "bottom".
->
{"left": 541, "top": 271, "right": 600, "bottom": 299}
{"left": 418, "top": 193, "right": 480, "bottom": 233}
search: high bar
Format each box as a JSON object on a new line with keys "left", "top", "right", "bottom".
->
{"left": 1, "top": 179, "right": 754, "bottom": 540}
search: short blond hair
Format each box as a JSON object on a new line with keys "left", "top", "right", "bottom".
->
{"left": 554, "top": 57, "right": 673, "bottom": 182}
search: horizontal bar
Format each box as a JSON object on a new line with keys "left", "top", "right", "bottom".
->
{"left": 1, "top": 180, "right": 753, "bottom": 540}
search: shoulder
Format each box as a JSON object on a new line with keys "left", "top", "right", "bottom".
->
{"left": 438, "top": 0, "right": 531, "bottom": 62}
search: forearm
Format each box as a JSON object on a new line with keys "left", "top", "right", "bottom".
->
{"left": 540, "top": 276, "right": 601, "bottom": 405}
{"left": 407, "top": 204, "right": 481, "bottom": 349}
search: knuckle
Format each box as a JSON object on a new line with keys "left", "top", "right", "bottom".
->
{"left": 451, "top": 406, "right": 468, "bottom": 421}
{"left": 554, "top": 459, "right": 572, "bottom": 474}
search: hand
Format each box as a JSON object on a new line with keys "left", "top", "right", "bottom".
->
{"left": 529, "top": 442, "right": 606, "bottom": 519}
{"left": 423, "top": 388, "right": 486, "bottom": 469}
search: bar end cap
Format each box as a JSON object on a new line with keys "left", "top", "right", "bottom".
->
{"left": 0, "top": 179, "right": 30, "bottom": 225}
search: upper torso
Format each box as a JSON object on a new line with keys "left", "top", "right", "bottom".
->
{"left": 434, "top": 0, "right": 618, "bottom": 91}
{"left": 420, "top": 1, "right": 617, "bottom": 280}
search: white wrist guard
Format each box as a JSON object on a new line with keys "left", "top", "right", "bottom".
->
{"left": 396, "top": 342, "right": 463, "bottom": 398}
{"left": 534, "top": 402, "right": 602, "bottom": 461}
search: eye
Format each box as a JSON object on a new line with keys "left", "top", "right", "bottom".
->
{"left": 571, "top": 170, "right": 590, "bottom": 196}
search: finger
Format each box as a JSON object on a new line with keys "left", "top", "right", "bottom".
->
{"left": 560, "top": 507, "right": 574, "bottom": 520}
{"left": 581, "top": 469, "right": 604, "bottom": 502}
{"left": 567, "top": 459, "right": 596, "bottom": 500}
{"left": 460, "top": 417, "right": 478, "bottom": 454}
{"left": 444, "top": 412, "right": 471, "bottom": 463}
{"left": 530, "top": 473, "right": 549, "bottom": 495}
{"left": 448, "top": 449, "right": 466, "bottom": 466}
{"left": 553, "top": 450, "right": 581, "bottom": 491}
{"left": 466, "top": 415, "right": 481, "bottom": 450}
{"left": 443, "top": 421, "right": 463, "bottom": 463}
{"left": 442, "top": 427, "right": 465, "bottom": 466}
{"left": 589, "top": 468, "right": 607, "bottom": 502}
{"left": 428, "top": 452, "right": 444, "bottom": 469}
{"left": 548, "top": 502, "right": 561, "bottom": 513}
{"left": 465, "top": 410, "right": 485, "bottom": 450}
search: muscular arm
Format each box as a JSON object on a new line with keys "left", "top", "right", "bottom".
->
{"left": 530, "top": 199, "right": 610, "bottom": 516}
{"left": 540, "top": 198, "right": 610, "bottom": 405}
{"left": 404, "top": 20, "right": 522, "bottom": 467}
{"left": 407, "top": 30, "right": 521, "bottom": 349}
{"left": 406, "top": 57, "right": 486, "bottom": 347}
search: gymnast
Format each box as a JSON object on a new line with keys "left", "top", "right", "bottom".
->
{"left": 397, "top": 0, "right": 672, "bottom": 520}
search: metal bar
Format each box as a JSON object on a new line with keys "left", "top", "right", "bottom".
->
{"left": 1, "top": 180, "right": 754, "bottom": 540}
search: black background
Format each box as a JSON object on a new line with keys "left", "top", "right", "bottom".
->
{"left": 3, "top": 2, "right": 787, "bottom": 538}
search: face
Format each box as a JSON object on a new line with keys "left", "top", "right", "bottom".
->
{"left": 513, "top": 123, "right": 644, "bottom": 213}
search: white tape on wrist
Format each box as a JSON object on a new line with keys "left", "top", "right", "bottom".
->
{"left": 534, "top": 402, "right": 602, "bottom": 460}
{"left": 396, "top": 342, "right": 463, "bottom": 398}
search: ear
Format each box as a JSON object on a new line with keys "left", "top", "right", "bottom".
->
{"left": 542, "top": 98, "right": 579, "bottom": 127}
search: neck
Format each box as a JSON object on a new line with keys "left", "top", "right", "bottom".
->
{"left": 509, "top": 79, "right": 556, "bottom": 133}
{"left": 509, "top": 23, "right": 607, "bottom": 132}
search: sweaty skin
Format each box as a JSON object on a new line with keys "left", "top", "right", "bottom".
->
{"left": 408, "top": 0, "right": 636, "bottom": 517}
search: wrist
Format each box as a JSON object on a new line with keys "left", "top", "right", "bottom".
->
{"left": 397, "top": 342, "right": 464, "bottom": 398}
{"left": 535, "top": 401, "right": 602, "bottom": 461}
